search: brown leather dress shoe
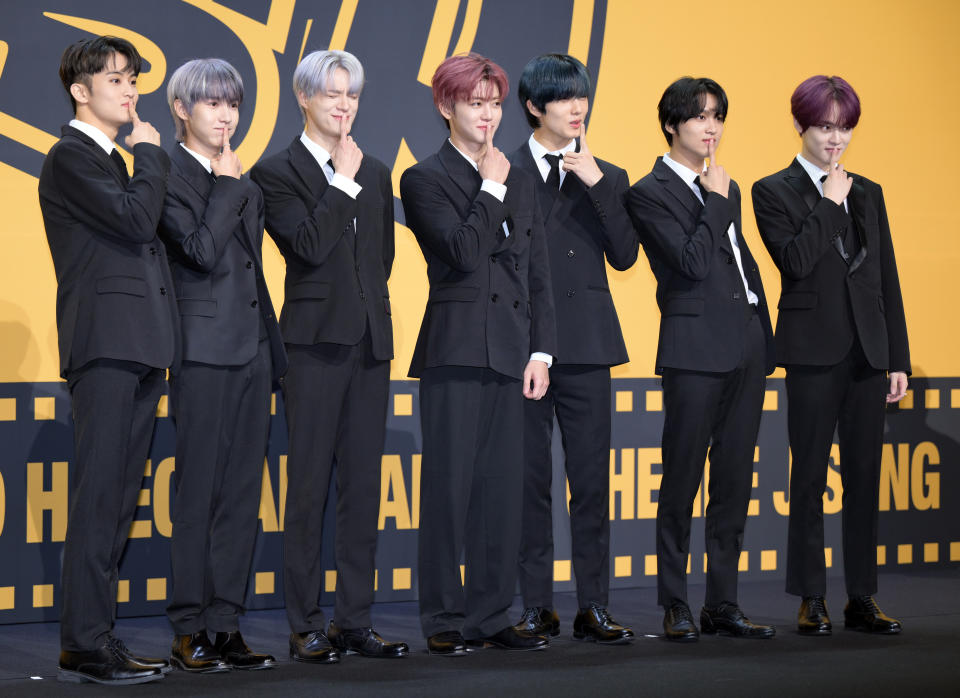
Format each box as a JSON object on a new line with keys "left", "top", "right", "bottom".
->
{"left": 426, "top": 631, "right": 467, "bottom": 656}
{"left": 514, "top": 607, "right": 560, "bottom": 637}
{"left": 798, "top": 596, "right": 832, "bottom": 636}
{"left": 328, "top": 622, "right": 409, "bottom": 658}
{"left": 213, "top": 631, "right": 277, "bottom": 670}
{"left": 844, "top": 596, "right": 902, "bottom": 634}
{"left": 700, "top": 602, "right": 776, "bottom": 638}
{"left": 170, "top": 632, "right": 230, "bottom": 673}
{"left": 573, "top": 604, "right": 635, "bottom": 644}
{"left": 289, "top": 630, "right": 341, "bottom": 663}
{"left": 59, "top": 642, "right": 164, "bottom": 685}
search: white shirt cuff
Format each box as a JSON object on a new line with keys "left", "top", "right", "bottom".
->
{"left": 481, "top": 179, "right": 507, "bottom": 202}
{"left": 331, "top": 173, "right": 362, "bottom": 199}
{"left": 529, "top": 352, "right": 553, "bottom": 368}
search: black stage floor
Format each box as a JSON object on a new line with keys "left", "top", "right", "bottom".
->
{"left": 1, "top": 568, "right": 957, "bottom": 697}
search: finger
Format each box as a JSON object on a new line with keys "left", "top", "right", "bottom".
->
{"left": 128, "top": 102, "right": 140, "bottom": 124}
{"left": 706, "top": 137, "right": 717, "bottom": 166}
{"left": 340, "top": 115, "right": 350, "bottom": 142}
{"left": 579, "top": 120, "right": 587, "bottom": 148}
{"left": 485, "top": 123, "right": 494, "bottom": 150}
{"left": 221, "top": 128, "right": 231, "bottom": 152}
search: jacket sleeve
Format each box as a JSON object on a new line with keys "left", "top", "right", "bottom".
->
{"left": 381, "top": 166, "right": 396, "bottom": 280}
{"left": 591, "top": 166, "right": 639, "bottom": 271}
{"left": 875, "top": 186, "right": 911, "bottom": 374}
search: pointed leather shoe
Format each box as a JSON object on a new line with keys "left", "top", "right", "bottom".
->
{"left": 171, "top": 632, "right": 230, "bottom": 673}
{"left": 663, "top": 601, "right": 699, "bottom": 642}
{"left": 466, "top": 626, "right": 548, "bottom": 651}
{"left": 290, "top": 630, "right": 341, "bottom": 663}
{"left": 514, "top": 607, "right": 560, "bottom": 637}
{"left": 107, "top": 634, "right": 172, "bottom": 673}
{"left": 427, "top": 631, "right": 467, "bottom": 656}
{"left": 844, "top": 596, "right": 902, "bottom": 634}
{"left": 700, "top": 602, "right": 776, "bottom": 639}
{"left": 328, "top": 622, "right": 409, "bottom": 658}
{"left": 213, "top": 631, "right": 276, "bottom": 670}
{"left": 573, "top": 604, "right": 635, "bottom": 644}
{"left": 59, "top": 643, "right": 164, "bottom": 685}
{"left": 798, "top": 596, "right": 832, "bottom": 636}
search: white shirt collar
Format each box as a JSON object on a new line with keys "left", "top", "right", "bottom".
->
{"left": 69, "top": 119, "right": 116, "bottom": 156}
{"left": 527, "top": 133, "right": 576, "bottom": 161}
{"left": 448, "top": 138, "right": 481, "bottom": 171}
{"left": 180, "top": 142, "right": 212, "bottom": 173}
{"left": 662, "top": 151, "right": 701, "bottom": 188}
{"left": 300, "top": 131, "right": 333, "bottom": 170}
{"left": 796, "top": 152, "right": 829, "bottom": 187}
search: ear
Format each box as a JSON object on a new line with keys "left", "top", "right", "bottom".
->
{"left": 793, "top": 117, "right": 804, "bottom": 135}
{"left": 296, "top": 90, "right": 310, "bottom": 110}
{"left": 173, "top": 98, "right": 190, "bottom": 121}
{"left": 70, "top": 82, "right": 89, "bottom": 106}
{"left": 437, "top": 101, "right": 454, "bottom": 122}
{"left": 525, "top": 99, "right": 543, "bottom": 119}
{"left": 664, "top": 122, "right": 677, "bottom": 136}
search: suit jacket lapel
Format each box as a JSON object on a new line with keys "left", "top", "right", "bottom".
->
{"left": 438, "top": 139, "right": 482, "bottom": 213}
{"left": 785, "top": 157, "right": 820, "bottom": 213}
{"left": 846, "top": 179, "right": 868, "bottom": 274}
{"left": 653, "top": 157, "right": 701, "bottom": 217}
{"left": 288, "top": 137, "right": 329, "bottom": 202}
{"left": 64, "top": 125, "right": 127, "bottom": 187}
{"left": 171, "top": 144, "right": 214, "bottom": 201}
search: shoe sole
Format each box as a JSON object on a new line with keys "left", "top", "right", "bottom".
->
{"left": 572, "top": 632, "right": 634, "bottom": 645}
{"left": 289, "top": 652, "right": 341, "bottom": 664}
{"left": 338, "top": 648, "right": 409, "bottom": 658}
{"left": 427, "top": 648, "right": 467, "bottom": 657}
{"left": 844, "top": 622, "right": 902, "bottom": 634}
{"left": 58, "top": 669, "right": 164, "bottom": 685}
{"left": 170, "top": 656, "right": 231, "bottom": 673}
{"left": 798, "top": 626, "right": 832, "bottom": 636}
{"left": 664, "top": 633, "right": 699, "bottom": 643}
{"left": 468, "top": 641, "right": 547, "bottom": 651}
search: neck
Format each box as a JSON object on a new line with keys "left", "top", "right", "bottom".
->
{"left": 449, "top": 133, "right": 483, "bottom": 162}
{"left": 532, "top": 129, "right": 572, "bottom": 153}
{"left": 303, "top": 122, "right": 337, "bottom": 154}
{"left": 74, "top": 109, "right": 119, "bottom": 142}
{"left": 800, "top": 148, "right": 829, "bottom": 172}
{"left": 667, "top": 147, "right": 702, "bottom": 174}
{"left": 183, "top": 136, "right": 217, "bottom": 161}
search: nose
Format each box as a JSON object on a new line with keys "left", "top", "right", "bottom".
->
{"left": 571, "top": 97, "right": 586, "bottom": 116}
{"left": 337, "top": 93, "right": 349, "bottom": 110}
{"left": 480, "top": 102, "right": 492, "bottom": 120}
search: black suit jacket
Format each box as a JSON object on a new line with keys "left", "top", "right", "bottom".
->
{"left": 628, "top": 157, "right": 775, "bottom": 375}
{"left": 400, "top": 139, "right": 557, "bottom": 380}
{"left": 158, "top": 145, "right": 286, "bottom": 378}
{"left": 38, "top": 125, "right": 178, "bottom": 378}
{"left": 250, "top": 137, "right": 394, "bottom": 360}
{"left": 751, "top": 158, "right": 910, "bottom": 372}
{"left": 509, "top": 141, "right": 637, "bottom": 367}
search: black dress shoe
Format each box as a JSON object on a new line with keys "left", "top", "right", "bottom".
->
{"left": 426, "top": 631, "right": 467, "bottom": 656}
{"left": 213, "top": 631, "right": 277, "bottom": 670}
{"left": 171, "top": 632, "right": 231, "bottom": 673}
{"left": 59, "top": 643, "right": 164, "bottom": 685}
{"left": 573, "top": 604, "right": 635, "bottom": 644}
{"left": 700, "top": 602, "right": 776, "bottom": 639}
{"left": 290, "top": 630, "right": 341, "bottom": 663}
{"left": 514, "top": 607, "right": 560, "bottom": 637}
{"left": 107, "top": 634, "right": 172, "bottom": 673}
{"left": 466, "top": 626, "right": 548, "bottom": 651}
{"left": 844, "top": 596, "right": 902, "bottom": 634}
{"left": 328, "top": 622, "right": 409, "bottom": 658}
{"left": 798, "top": 596, "right": 832, "bottom": 636}
{"left": 663, "top": 601, "right": 699, "bottom": 642}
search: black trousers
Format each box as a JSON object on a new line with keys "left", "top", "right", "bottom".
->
{"left": 657, "top": 312, "right": 766, "bottom": 608}
{"left": 784, "top": 339, "right": 887, "bottom": 598}
{"left": 166, "top": 340, "right": 272, "bottom": 634}
{"left": 282, "top": 333, "right": 389, "bottom": 632}
{"left": 519, "top": 364, "right": 611, "bottom": 609}
{"left": 417, "top": 366, "right": 524, "bottom": 640}
{"left": 61, "top": 359, "right": 165, "bottom": 651}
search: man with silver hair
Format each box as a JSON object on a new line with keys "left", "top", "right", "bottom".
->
{"left": 159, "top": 57, "right": 286, "bottom": 672}
{"left": 251, "top": 50, "right": 404, "bottom": 662}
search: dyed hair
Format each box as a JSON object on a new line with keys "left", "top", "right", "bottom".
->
{"left": 791, "top": 75, "right": 861, "bottom": 132}
{"left": 166, "top": 58, "right": 244, "bottom": 142}
{"left": 431, "top": 53, "right": 509, "bottom": 129}
{"left": 517, "top": 53, "right": 591, "bottom": 129}
{"left": 657, "top": 77, "right": 728, "bottom": 146}
{"left": 59, "top": 36, "right": 143, "bottom": 113}
{"left": 293, "top": 50, "right": 364, "bottom": 121}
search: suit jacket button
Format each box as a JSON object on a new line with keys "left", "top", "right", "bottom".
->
{"left": 513, "top": 300, "right": 519, "bottom": 309}
{"left": 727, "top": 255, "right": 734, "bottom": 264}
{"left": 251, "top": 300, "right": 258, "bottom": 307}
{"left": 567, "top": 249, "right": 575, "bottom": 257}
{"left": 149, "top": 247, "right": 157, "bottom": 255}
{"left": 732, "top": 292, "right": 741, "bottom": 300}
{"left": 515, "top": 263, "right": 519, "bottom": 271}
{"left": 490, "top": 255, "right": 497, "bottom": 263}
{"left": 567, "top": 289, "right": 575, "bottom": 298}
{"left": 359, "top": 291, "right": 366, "bottom": 300}
{"left": 355, "top": 264, "right": 360, "bottom": 271}
{"left": 491, "top": 293, "right": 498, "bottom": 302}
{"left": 246, "top": 260, "right": 253, "bottom": 269}
{"left": 160, "top": 287, "right": 166, "bottom": 295}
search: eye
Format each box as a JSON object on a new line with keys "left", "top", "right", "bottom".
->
{"left": 230, "top": 102, "right": 239, "bottom": 109}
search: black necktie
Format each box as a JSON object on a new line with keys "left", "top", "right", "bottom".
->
{"left": 110, "top": 149, "right": 129, "bottom": 185}
{"left": 693, "top": 175, "right": 708, "bottom": 203}
{"left": 543, "top": 153, "right": 561, "bottom": 190}
{"left": 326, "top": 158, "right": 335, "bottom": 174}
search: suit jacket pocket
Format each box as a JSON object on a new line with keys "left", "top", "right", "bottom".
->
{"left": 778, "top": 292, "right": 818, "bottom": 310}
{"left": 287, "top": 281, "right": 331, "bottom": 301}
{"left": 95, "top": 275, "right": 146, "bottom": 297}
{"left": 178, "top": 298, "right": 217, "bottom": 317}
{"left": 663, "top": 297, "right": 703, "bottom": 316}
{"left": 429, "top": 285, "right": 480, "bottom": 303}
{"left": 587, "top": 285, "right": 611, "bottom": 293}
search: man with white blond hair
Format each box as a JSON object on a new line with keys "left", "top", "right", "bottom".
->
{"left": 251, "top": 49, "right": 404, "bottom": 662}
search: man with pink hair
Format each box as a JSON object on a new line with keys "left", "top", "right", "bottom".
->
{"left": 400, "top": 53, "right": 557, "bottom": 656}
{"left": 752, "top": 75, "right": 909, "bottom": 636}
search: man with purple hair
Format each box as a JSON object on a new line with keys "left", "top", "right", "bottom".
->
{"left": 752, "top": 75, "right": 909, "bottom": 636}
{"left": 400, "top": 52, "right": 556, "bottom": 655}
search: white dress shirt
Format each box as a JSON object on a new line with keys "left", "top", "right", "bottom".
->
{"left": 527, "top": 133, "right": 577, "bottom": 187}
{"left": 69, "top": 118, "right": 116, "bottom": 156}
{"left": 180, "top": 143, "right": 212, "bottom": 173}
{"left": 299, "top": 131, "right": 362, "bottom": 199}
{"left": 662, "top": 152, "right": 758, "bottom": 305}
{"left": 796, "top": 152, "right": 849, "bottom": 213}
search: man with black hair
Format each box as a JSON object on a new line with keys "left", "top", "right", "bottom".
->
{"left": 509, "top": 53, "right": 637, "bottom": 645}
{"left": 627, "top": 77, "right": 776, "bottom": 642}
{"left": 39, "top": 35, "right": 176, "bottom": 684}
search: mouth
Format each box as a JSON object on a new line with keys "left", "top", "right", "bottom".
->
{"left": 570, "top": 120, "right": 581, "bottom": 129}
